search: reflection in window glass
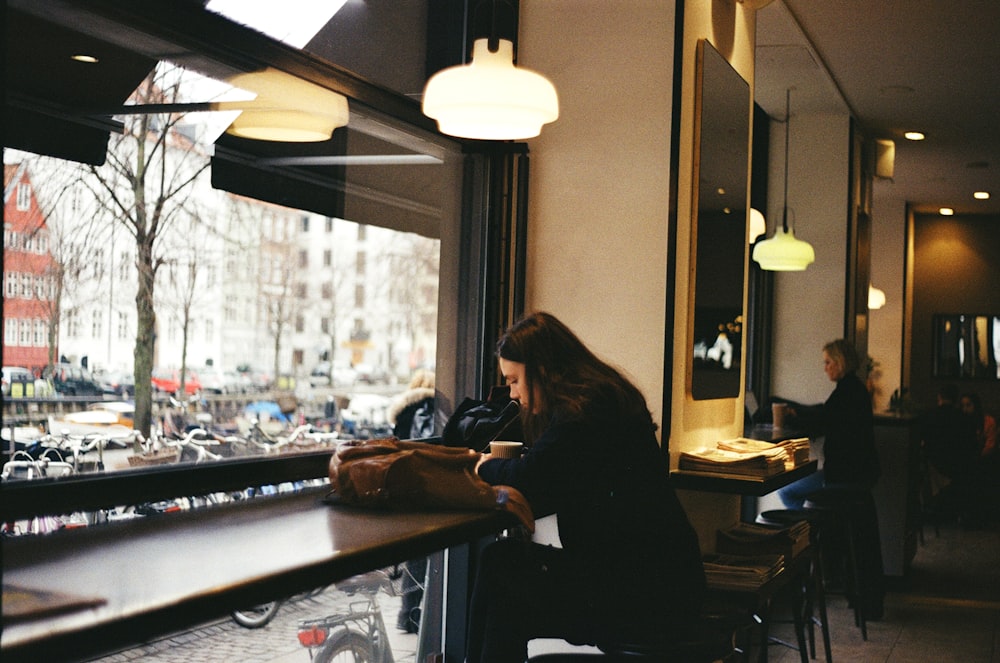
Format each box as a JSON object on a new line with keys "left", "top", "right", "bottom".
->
{"left": 3, "top": 57, "right": 457, "bottom": 478}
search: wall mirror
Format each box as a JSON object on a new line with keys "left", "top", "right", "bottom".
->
{"left": 932, "top": 314, "right": 1000, "bottom": 379}
{"left": 690, "top": 39, "right": 750, "bottom": 400}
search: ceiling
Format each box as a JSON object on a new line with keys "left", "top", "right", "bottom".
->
{"left": 7, "top": 0, "right": 997, "bottom": 218}
{"left": 754, "top": 0, "right": 1000, "bottom": 216}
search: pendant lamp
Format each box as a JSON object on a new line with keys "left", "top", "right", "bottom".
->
{"left": 752, "top": 89, "right": 815, "bottom": 271}
{"left": 421, "top": 1, "right": 558, "bottom": 140}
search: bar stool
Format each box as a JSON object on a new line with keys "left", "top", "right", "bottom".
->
{"left": 801, "top": 486, "right": 883, "bottom": 641}
{"left": 756, "top": 509, "right": 834, "bottom": 661}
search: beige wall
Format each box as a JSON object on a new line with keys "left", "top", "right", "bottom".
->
{"left": 520, "top": 0, "right": 758, "bottom": 548}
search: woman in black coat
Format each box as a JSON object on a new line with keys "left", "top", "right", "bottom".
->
{"left": 467, "top": 312, "right": 705, "bottom": 663}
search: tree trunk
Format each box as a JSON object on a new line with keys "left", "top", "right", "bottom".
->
{"left": 133, "top": 235, "right": 156, "bottom": 439}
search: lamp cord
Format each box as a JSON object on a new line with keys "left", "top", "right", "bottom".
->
{"left": 782, "top": 88, "right": 791, "bottom": 234}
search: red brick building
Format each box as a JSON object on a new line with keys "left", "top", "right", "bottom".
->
{"left": 3, "top": 162, "right": 57, "bottom": 372}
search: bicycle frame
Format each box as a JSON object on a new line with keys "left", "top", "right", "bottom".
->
{"left": 297, "top": 572, "right": 399, "bottom": 663}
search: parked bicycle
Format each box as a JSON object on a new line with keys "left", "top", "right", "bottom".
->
{"left": 296, "top": 565, "right": 422, "bottom": 663}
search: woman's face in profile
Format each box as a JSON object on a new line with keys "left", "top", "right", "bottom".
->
{"left": 822, "top": 351, "right": 842, "bottom": 382}
{"left": 499, "top": 358, "right": 533, "bottom": 412}
{"left": 960, "top": 397, "right": 974, "bottom": 415}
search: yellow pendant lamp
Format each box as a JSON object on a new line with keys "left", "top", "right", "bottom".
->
{"left": 752, "top": 89, "right": 815, "bottom": 271}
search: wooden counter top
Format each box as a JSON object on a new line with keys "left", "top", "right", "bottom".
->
{"left": 2, "top": 486, "right": 514, "bottom": 662}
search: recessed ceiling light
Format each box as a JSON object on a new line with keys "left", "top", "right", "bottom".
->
{"left": 904, "top": 131, "right": 925, "bottom": 141}
{"left": 973, "top": 191, "right": 990, "bottom": 200}
{"left": 71, "top": 54, "right": 99, "bottom": 64}
{"left": 939, "top": 207, "right": 954, "bottom": 216}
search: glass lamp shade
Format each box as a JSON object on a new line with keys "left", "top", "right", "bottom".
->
{"left": 422, "top": 38, "right": 559, "bottom": 140}
{"left": 228, "top": 107, "right": 347, "bottom": 142}
{"left": 225, "top": 69, "right": 349, "bottom": 142}
{"left": 751, "top": 226, "right": 815, "bottom": 271}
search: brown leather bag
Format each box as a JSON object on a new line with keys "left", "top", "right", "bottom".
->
{"left": 328, "top": 438, "right": 534, "bottom": 532}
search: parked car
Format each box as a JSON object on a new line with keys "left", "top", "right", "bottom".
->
{"left": 308, "top": 361, "right": 356, "bottom": 387}
{"left": 45, "top": 363, "right": 110, "bottom": 397}
{"left": 353, "top": 363, "right": 390, "bottom": 385}
{"left": 95, "top": 369, "right": 136, "bottom": 397}
{"left": 151, "top": 368, "right": 202, "bottom": 395}
{"left": 198, "top": 366, "right": 236, "bottom": 394}
{"left": 2, "top": 366, "right": 35, "bottom": 396}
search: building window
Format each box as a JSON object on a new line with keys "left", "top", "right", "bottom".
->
{"left": 205, "top": 319, "right": 214, "bottom": 342}
{"left": 33, "top": 320, "right": 46, "bottom": 347}
{"left": 301, "top": 215, "right": 310, "bottom": 233}
{"left": 66, "top": 310, "right": 80, "bottom": 338}
{"left": 92, "top": 310, "right": 103, "bottom": 339}
{"left": 323, "top": 249, "right": 332, "bottom": 267}
{"left": 355, "top": 283, "right": 365, "bottom": 308}
{"left": 299, "top": 249, "right": 308, "bottom": 268}
{"left": 321, "top": 282, "right": 333, "bottom": 299}
{"left": 357, "top": 224, "right": 367, "bottom": 241}
{"left": 295, "top": 313, "right": 304, "bottom": 333}
{"left": 118, "top": 312, "right": 129, "bottom": 339}
{"left": 16, "top": 183, "right": 30, "bottom": 211}
{"left": 295, "top": 282, "right": 307, "bottom": 298}
{"left": 20, "top": 274, "right": 32, "bottom": 298}
{"left": 356, "top": 251, "right": 366, "bottom": 275}
{"left": 321, "top": 317, "right": 330, "bottom": 334}
{"left": 325, "top": 217, "right": 333, "bottom": 233}
{"left": 5, "top": 318, "right": 19, "bottom": 345}
{"left": 5, "top": 272, "right": 17, "bottom": 298}
{"left": 19, "top": 319, "right": 31, "bottom": 345}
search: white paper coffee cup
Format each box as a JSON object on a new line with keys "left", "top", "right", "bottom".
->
{"left": 489, "top": 441, "right": 523, "bottom": 459}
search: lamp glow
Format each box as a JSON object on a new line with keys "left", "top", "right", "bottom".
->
{"left": 868, "top": 285, "right": 886, "bottom": 310}
{"left": 422, "top": 38, "right": 558, "bottom": 140}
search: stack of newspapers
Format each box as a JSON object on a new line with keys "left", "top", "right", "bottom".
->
{"left": 678, "top": 445, "right": 787, "bottom": 478}
{"left": 678, "top": 437, "right": 811, "bottom": 478}
{"left": 702, "top": 552, "right": 785, "bottom": 591}
{"left": 717, "top": 436, "right": 811, "bottom": 467}
{"left": 716, "top": 520, "right": 810, "bottom": 560}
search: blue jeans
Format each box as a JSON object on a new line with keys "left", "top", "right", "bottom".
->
{"left": 776, "top": 469, "right": 825, "bottom": 509}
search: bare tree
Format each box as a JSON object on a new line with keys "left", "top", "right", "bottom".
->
{"left": 86, "top": 65, "right": 211, "bottom": 436}
{"left": 262, "top": 241, "right": 299, "bottom": 388}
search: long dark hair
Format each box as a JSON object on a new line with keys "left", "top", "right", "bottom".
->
{"left": 496, "top": 312, "right": 655, "bottom": 443}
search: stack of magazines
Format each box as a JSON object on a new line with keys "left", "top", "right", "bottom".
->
{"left": 716, "top": 520, "right": 810, "bottom": 560}
{"left": 717, "top": 437, "right": 811, "bottom": 467}
{"left": 702, "top": 552, "right": 785, "bottom": 591}
{"left": 678, "top": 446, "right": 787, "bottom": 478}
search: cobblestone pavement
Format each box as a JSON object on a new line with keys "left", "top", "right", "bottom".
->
{"left": 84, "top": 586, "right": 418, "bottom": 663}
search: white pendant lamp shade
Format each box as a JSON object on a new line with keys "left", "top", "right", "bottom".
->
{"left": 226, "top": 68, "right": 349, "bottom": 142}
{"left": 422, "top": 38, "right": 559, "bottom": 140}
{"left": 751, "top": 226, "right": 815, "bottom": 271}
{"left": 749, "top": 207, "right": 767, "bottom": 243}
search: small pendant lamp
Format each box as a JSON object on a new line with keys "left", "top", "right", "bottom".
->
{"left": 421, "top": 1, "right": 558, "bottom": 140}
{"left": 752, "top": 89, "right": 815, "bottom": 271}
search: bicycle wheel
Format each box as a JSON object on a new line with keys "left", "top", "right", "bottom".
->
{"left": 314, "top": 630, "right": 375, "bottom": 663}
{"left": 231, "top": 600, "right": 281, "bottom": 629}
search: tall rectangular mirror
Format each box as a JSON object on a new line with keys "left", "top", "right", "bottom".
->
{"left": 690, "top": 39, "right": 750, "bottom": 400}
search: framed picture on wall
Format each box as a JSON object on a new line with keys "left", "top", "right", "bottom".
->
{"left": 932, "top": 313, "right": 1000, "bottom": 380}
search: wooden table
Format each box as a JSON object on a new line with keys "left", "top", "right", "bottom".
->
{"left": 2, "top": 486, "right": 515, "bottom": 662}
